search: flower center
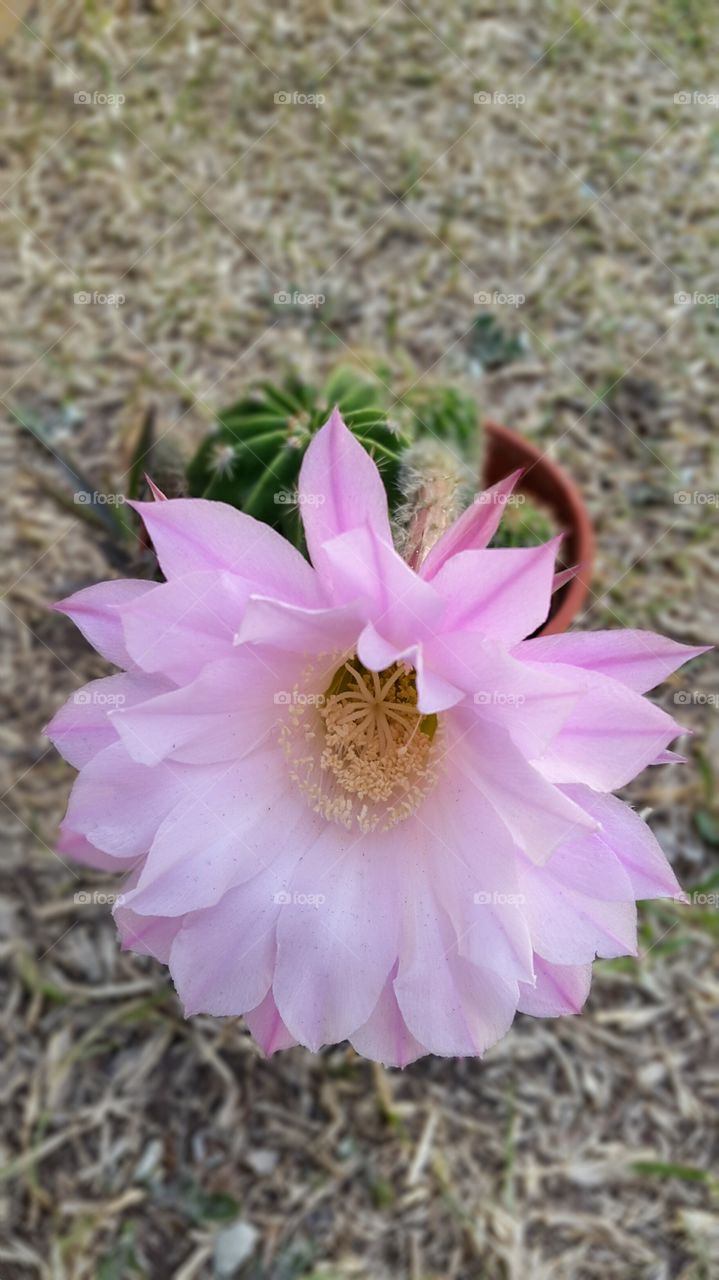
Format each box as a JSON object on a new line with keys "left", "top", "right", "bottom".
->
{"left": 279, "top": 656, "right": 440, "bottom": 833}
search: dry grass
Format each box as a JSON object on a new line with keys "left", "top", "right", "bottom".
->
{"left": 2, "top": 3, "right": 719, "bottom": 1277}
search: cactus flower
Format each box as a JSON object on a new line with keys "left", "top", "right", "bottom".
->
{"left": 47, "top": 410, "right": 706, "bottom": 1064}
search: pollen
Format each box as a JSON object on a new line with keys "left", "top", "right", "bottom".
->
{"left": 279, "top": 655, "right": 441, "bottom": 833}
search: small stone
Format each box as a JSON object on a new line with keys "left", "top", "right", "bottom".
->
{"left": 213, "top": 1220, "right": 259, "bottom": 1277}
{"left": 245, "top": 1148, "right": 278, "bottom": 1176}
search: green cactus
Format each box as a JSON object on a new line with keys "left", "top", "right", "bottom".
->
{"left": 186, "top": 368, "right": 409, "bottom": 552}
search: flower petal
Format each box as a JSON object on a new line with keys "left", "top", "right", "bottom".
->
{"left": 430, "top": 538, "right": 561, "bottom": 645}
{"left": 425, "top": 633, "right": 580, "bottom": 756}
{"left": 121, "top": 570, "right": 254, "bottom": 684}
{"left": 393, "top": 850, "right": 519, "bottom": 1057}
{"left": 533, "top": 666, "right": 684, "bottom": 790}
{"left": 298, "top": 407, "right": 393, "bottom": 566}
{"left": 245, "top": 989, "right": 298, "bottom": 1055}
{"left": 517, "top": 630, "right": 710, "bottom": 693}
{"left": 130, "top": 496, "right": 319, "bottom": 602}
{"left": 273, "top": 825, "right": 400, "bottom": 1051}
{"left": 123, "top": 749, "right": 318, "bottom": 917}
{"left": 319, "top": 523, "right": 444, "bottom": 645}
{"left": 517, "top": 957, "right": 592, "bottom": 1017}
{"left": 112, "top": 649, "right": 294, "bottom": 766}
{"left": 45, "top": 672, "right": 170, "bottom": 768}
{"left": 54, "top": 579, "right": 156, "bottom": 668}
{"left": 63, "top": 741, "right": 212, "bottom": 859}
{"left": 169, "top": 862, "right": 289, "bottom": 1016}
{"left": 450, "top": 708, "right": 598, "bottom": 864}
{"left": 561, "top": 785, "right": 684, "bottom": 900}
{"left": 419, "top": 470, "right": 524, "bottom": 579}
{"left": 350, "top": 967, "right": 426, "bottom": 1068}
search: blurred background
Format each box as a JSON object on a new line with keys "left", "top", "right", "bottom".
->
{"left": 2, "top": 3, "right": 718, "bottom": 1277}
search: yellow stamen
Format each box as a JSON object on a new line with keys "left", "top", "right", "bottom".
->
{"left": 279, "top": 655, "right": 441, "bottom": 833}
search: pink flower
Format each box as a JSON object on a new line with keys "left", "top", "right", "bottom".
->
{"left": 47, "top": 411, "right": 705, "bottom": 1064}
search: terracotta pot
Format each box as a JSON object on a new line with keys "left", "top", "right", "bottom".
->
{"left": 482, "top": 421, "right": 594, "bottom": 636}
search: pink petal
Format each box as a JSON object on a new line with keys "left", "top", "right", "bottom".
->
{"left": 533, "top": 666, "right": 684, "bottom": 790}
{"left": 273, "top": 825, "right": 400, "bottom": 1051}
{"left": 45, "top": 672, "right": 170, "bottom": 768}
{"left": 111, "top": 649, "right": 295, "bottom": 766}
{"left": 130, "top": 497, "right": 319, "bottom": 603}
{"left": 419, "top": 470, "right": 524, "bottom": 579}
{"left": 169, "top": 863, "right": 287, "bottom": 1016}
{"left": 450, "top": 708, "right": 598, "bottom": 864}
{"left": 236, "top": 596, "right": 361, "bottom": 656}
{"left": 425, "top": 633, "right": 580, "bottom": 757}
{"left": 115, "top": 904, "right": 182, "bottom": 962}
{"left": 420, "top": 775, "right": 534, "bottom": 983}
{"left": 56, "top": 826, "right": 125, "bottom": 872}
{"left": 518, "top": 857, "right": 638, "bottom": 965}
{"left": 430, "top": 538, "right": 561, "bottom": 646}
{"left": 350, "top": 968, "right": 426, "bottom": 1067}
{"left": 121, "top": 570, "right": 254, "bottom": 684}
{"left": 318, "top": 523, "right": 444, "bottom": 645}
{"left": 518, "top": 630, "right": 710, "bottom": 693}
{"left": 298, "top": 408, "right": 393, "bottom": 567}
{"left": 123, "top": 748, "right": 317, "bottom": 917}
{"left": 54, "top": 579, "right": 156, "bottom": 668}
{"left": 63, "top": 741, "right": 211, "bottom": 859}
{"left": 517, "top": 957, "right": 592, "bottom": 1017}
{"left": 393, "top": 852, "right": 518, "bottom": 1057}
{"left": 245, "top": 989, "right": 298, "bottom": 1055}
{"left": 561, "top": 785, "right": 684, "bottom": 900}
